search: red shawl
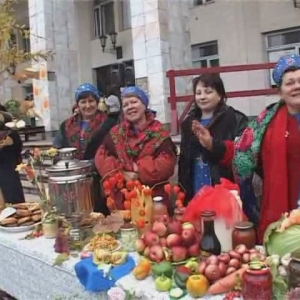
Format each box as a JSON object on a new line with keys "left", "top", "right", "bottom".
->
{"left": 110, "top": 112, "right": 170, "bottom": 171}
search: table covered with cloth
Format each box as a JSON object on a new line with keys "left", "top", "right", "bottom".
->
{"left": 0, "top": 230, "right": 227, "bottom": 300}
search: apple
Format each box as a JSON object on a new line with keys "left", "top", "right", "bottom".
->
{"left": 182, "top": 222, "right": 196, "bottom": 230}
{"left": 143, "top": 231, "right": 160, "bottom": 247}
{"left": 188, "top": 243, "right": 200, "bottom": 257}
{"left": 149, "top": 245, "right": 165, "bottom": 262}
{"left": 157, "top": 214, "right": 170, "bottom": 226}
{"left": 181, "top": 223, "right": 196, "bottom": 246}
{"left": 143, "top": 246, "right": 150, "bottom": 258}
{"left": 160, "top": 237, "right": 167, "bottom": 247}
{"left": 167, "top": 219, "right": 183, "bottom": 235}
{"left": 135, "top": 238, "right": 146, "bottom": 253}
{"left": 171, "top": 246, "right": 187, "bottom": 262}
{"left": 152, "top": 221, "right": 168, "bottom": 237}
{"left": 166, "top": 233, "right": 182, "bottom": 248}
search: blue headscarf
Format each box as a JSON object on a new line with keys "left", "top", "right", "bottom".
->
{"left": 272, "top": 54, "right": 300, "bottom": 86}
{"left": 75, "top": 83, "right": 101, "bottom": 103}
{"left": 121, "top": 86, "right": 149, "bottom": 107}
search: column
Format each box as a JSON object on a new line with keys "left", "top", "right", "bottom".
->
{"left": 130, "top": 0, "right": 192, "bottom": 124}
{"left": 28, "top": 0, "right": 79, "bottom": 131}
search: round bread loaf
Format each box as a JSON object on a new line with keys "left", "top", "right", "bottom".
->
{"left": 0, "top": 217, "right": 18, "bottom": 226}
{"left": 16, "top": 209, "right": 31, "bottom": 217}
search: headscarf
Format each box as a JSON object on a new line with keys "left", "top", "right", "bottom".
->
{"left": 75, "top": 83, "right": 101, "bottom": 103}
{"left": 121, "top": 86, "right": 156, "bottom": 114}
{"left": 272, "top": 54, "right": 300, "bottom": 86}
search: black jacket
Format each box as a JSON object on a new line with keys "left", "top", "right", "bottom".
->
{"left": 178, "top": 104, "right": 248, "bottom": 203}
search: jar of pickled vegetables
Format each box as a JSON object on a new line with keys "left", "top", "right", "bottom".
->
{"left": 120, "top": 224, "right": 138, "bottom": 252}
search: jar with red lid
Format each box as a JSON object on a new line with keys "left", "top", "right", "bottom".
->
{"left": 232, "top": 221, "right": 256, "bottom": 249}
{"left": 242, "top": 265, "right": 272, "bottom": 300}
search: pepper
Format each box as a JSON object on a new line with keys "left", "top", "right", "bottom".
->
{"left": 174, "top": 266, "right": 192, "bottom": 289}
{"left": 132, "top": 258, "right": 151, "bottom": 280}
{"left": 151, "top": 261, "right": 173, "bottom": 278}
{"left": 155, "top": 275, "right": 173, "bottom": 292}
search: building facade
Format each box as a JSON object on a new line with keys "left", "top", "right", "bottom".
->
{"left": 2, "top": 0, "right": 300, "bottom": 131}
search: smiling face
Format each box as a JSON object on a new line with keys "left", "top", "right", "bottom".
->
{"left": 280, "top": 69, "right": 300, "bottom": 113}
{"left": 122, "top": 95, "right": 146, "bottom": 124}
{"left": 194, "top": 81, "right": 221, "bottom": 114}
{"left": 77, "top": 95, "right": 98, "bottom": 119}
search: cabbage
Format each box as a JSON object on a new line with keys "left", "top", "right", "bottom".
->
{"left": 264, "top": 220, "right": 300, "bottom": 257}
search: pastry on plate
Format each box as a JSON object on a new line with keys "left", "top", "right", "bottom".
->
{"left": 0, "top": 217, "right": 18, "bottom": 227}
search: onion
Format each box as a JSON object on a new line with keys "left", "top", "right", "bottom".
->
{"left": 205, "top": 264, "right": 221, "bottom": 282}
{"left": 206, "top": 255, "right": 219, "bottom": 265}
{"left": 228, "top": 258, "right": 241, "bottom": 269}
{"left": 242, "top": 253, "right": 250, "bottom": 263}
{"left": 226, "top": 267, "right": 237, "bottom": 275}
{"left": 197, "top": 261, "right": 207, "bottom": 274}
{"left": 218, "top": 253, "right": 230, "bottom": 264}
{"left": 235, "top": 244, "right": 247, "bottom": 255}
{"left": 229, "top": 250, "right": 242, "bottom": 260}
{"left": 218, "top": 261, "right": 227, "bottom": 277}
{"left": 249, "top": 248, "right": 259, "bottom": 254}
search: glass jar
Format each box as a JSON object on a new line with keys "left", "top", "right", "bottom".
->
{"left": 120, "top": 224, "right": 138, "bottom": 252}
{"left": 199, "top": 210, "right": 221, "bottom": 257}
{"left": 232, "top": 221, "right": 256, "bottom": 249}
{"left": 42, "top": 219, "right": 58, "bottom": 239}
{"left": 152, "top": 196, "right": 169, "bottom": 223}
{"left": 242, "top": 266, "right": 272, "bottom": 300}
{"left": 288, "top": 258, "right": 300, "bottom": 289}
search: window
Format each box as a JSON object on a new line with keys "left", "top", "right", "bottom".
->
{"left": 94, "top": 1, "right": 115, "bottom": 38}
{"left": 194, "top": 0, "right": 214, "bottom": 5}
{"left": 22, "top": 28, "right": 30, "bottom": 53}
{"left": 119, "top": 0, "right": 131, "bottom": 31}
{"left": 265, "top": 28, "right": 300, "bottom": 86}
{"left": 191, "top": 41, "right": 219, "bottom": 68}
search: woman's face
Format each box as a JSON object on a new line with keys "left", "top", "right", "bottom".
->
{"left": 122, "top": 96, "right": 146, "bottom": 123}
{"left": 77, "top": 96, "right": 98, "bottom": 119}
{"left": 280, "top": 69, "right": 300, "bottom": 112}
{"left": 194, "top": 81, "right": 221, "bottom": 113}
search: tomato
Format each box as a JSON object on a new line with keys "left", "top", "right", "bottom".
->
{"left": 164, "top": 183, "right": 172, "bottom": 194}
{"left": 104, "top": 189, "right": 111, "bottom": 196}
{"left": 124, "top": 192, "right": 131, "bottom": 201}
{"left": 116, "top": 172, "right": 124, "bottom": 181}
{"left": 134, "top": 180, "right": 141, "bottom": 187}
{"left": 109, "top": 177, "right": 117, "bottom": 188}
{"left": 129, "top": 190, "right": 138, "bottom": 199}
{"left": 177, "top": 191, "right": 185, "bottom": 201}
{"left": 126, "top": 180, "right": 135, "bottom": 190}
{"left": 103, "top": 180, "right": 111, "bottom": 190}
{"left": 143, "top": 188, "right": 152, "bottom": 196}
{"left": 124, "top": 200, "right": 131, "bottom": 210}
{"left": 173, "top": 185, "right": 180, "bottom": 195}
{"left": 175, "top": 200, "right": 183, "bottom": 208}
{"left": 136, "top": 219, "right": 145, "bottom": 228}
{"left": 186, "top": 275, "right": 209, "bottom": 298}
{"left": 117, "top": 180, "right": 124, "bottom": 189}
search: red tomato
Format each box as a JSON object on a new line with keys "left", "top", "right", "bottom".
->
{"left": 177, "top": 192, "right": 185, "bottom": 201}
{"left": 126, "top": 180, "right": 135, "bottom": 190}
{"left": 116, "top": 172, "right": 124, "bottom": 181}
{"left": 103, "top": 180, "right": 111, "bottom": 190}
{"left": 109, "top": 177, "right": 117, "bottom": 187}
{"left": 173, "top": 185, "right": 180, "bottom": 195}
{"left": 164, "top": 183, "right": 172, "bottom": 194}
{"left": 134, "top": 180, "right": 141, "bottom": 186}
{"left": 129, "top": 190, "right": 138, "bottom": 199}
{"left": 143, "top": 188, "right": 152, "bottom": 196}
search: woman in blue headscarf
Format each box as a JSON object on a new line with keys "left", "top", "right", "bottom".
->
{"left": 53, "top": 83, "right": 118, "bottom": 214}
{"left": 231, "top": 54, "right": 300, "bottom": 242}
{"left": 95, "top": 86, "right": 177, "bottom": 210}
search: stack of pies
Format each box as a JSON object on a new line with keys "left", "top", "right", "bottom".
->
{"left": 0, "top": 202, "right": 42, "bottom": 227}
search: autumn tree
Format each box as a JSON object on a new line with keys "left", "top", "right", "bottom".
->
{"left": 0, "top": 0, "right": 53, "bottom": 82}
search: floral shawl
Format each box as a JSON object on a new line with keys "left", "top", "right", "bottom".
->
{"left": 110, "top": 112, "right": 170, "bottom": 171}
{"left": 64, "top": 110, "right": 107, "bottom": 157}
{"left": 233, "top": 100, "right": 283, "bottom": 182}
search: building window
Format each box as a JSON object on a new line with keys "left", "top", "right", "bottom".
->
{"left": 119, "top": 0, "right": 131, "bottom": 31}
{"left": 194, "top": 0, "right": 214, "bottom": 5}
{"left": 265, "top": 28, "right": 300, "bottom": 86}
{"left": 191, "top": 41, "right": 219, "bottom": 68}
{"left": 94, "top": 1, "right": 115, "bottom": 38}
{"left": 22, "top": 28, "right": 31, "bottom": 53}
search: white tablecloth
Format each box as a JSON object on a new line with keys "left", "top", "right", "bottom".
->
{"left": 0, "top": 229, "right": 226, "bottom": 300}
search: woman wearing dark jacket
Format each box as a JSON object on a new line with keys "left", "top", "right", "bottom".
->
{"left": 0, "top": 110, "right": 25, "bottom": 204}
{"left": 178, "top": 73, "right": 248, "bottom": 205}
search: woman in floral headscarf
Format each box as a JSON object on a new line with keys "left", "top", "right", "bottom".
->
{"left": 95, "top": 86, "right": 177, "bottom": 208}
{"left": 53, "top": 83, "right": 118, "bottom": 214}
{"left": 229, "top": 54, "right": 300, "bottom": 242}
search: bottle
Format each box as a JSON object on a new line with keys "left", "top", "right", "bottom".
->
{"left": 152, "top": 196, "right": 169, "bottom": 223}
{"left": 199, "top": 210, "right": 221, "bottom": 257}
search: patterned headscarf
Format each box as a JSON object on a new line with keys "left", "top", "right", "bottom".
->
{"left": 75, "top": 83, "right": 101, "bottom": 103}
{"left": 272, "top": 54, "right": 300, "bottom": 86}
{"left": 121, "top": 86, "right": 149, "bottom": 107}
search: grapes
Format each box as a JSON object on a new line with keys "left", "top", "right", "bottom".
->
{"left": 223, "top": 290, "right": 241, "bottom": 300}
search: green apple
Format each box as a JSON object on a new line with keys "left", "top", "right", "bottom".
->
{"left": 155, "top": 275, "right": 172, "bottom": 292}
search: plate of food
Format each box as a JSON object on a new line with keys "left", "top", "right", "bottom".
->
{"left": 83, "top": 234, "right": 122, "bottom": 252}
{"left": 0, "top": 202, "right": 42, "bottom": 233}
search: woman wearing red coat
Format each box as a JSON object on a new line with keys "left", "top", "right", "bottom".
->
{"left": 95, "top": 86, "right": 177, "bottom": 209}
{"left": 227, "top": 54, "right": 300, "bottom": 243}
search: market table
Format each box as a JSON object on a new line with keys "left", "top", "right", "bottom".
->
{"left": 0, "top": 230, "right": 227, "bottom": 300}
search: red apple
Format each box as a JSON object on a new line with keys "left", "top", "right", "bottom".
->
{"left": 135, "top": 238, "right": 146, "bottom": 253}
{"left": 143, "top": 246, "right": 150, "bottom": 257}
{"left": 171, "top": 246, "right": 187, "bottom": 262}
{"left": 152, "top": 221, "right": 168, "bottom": 237}
{"left": 181, "top": 223, "right": 196, "bottom": 246}
{"left": 157, "top": 214, "right": 170, "bottom": 226}
{"left": 188, "top": 243, "right": 200, "bottom": 257}
{"left": 182, "top": 222, "right": 196, "bottom": 231}
{"left": 160, "top": 237, "right": 167, "bottom": 247}
{"left": 166, "top": 233, "right": 182, "bottom": 248}
{"left": 167, "top": 219, "right": 183, "bottom": 235}
{"left": 143, "top": 231, "right": 159, "bottom": 247}
{"left": 149, "top": 245, "right": 165, "bottom": 262}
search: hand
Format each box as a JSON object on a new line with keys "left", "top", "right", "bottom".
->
{"left": 132, "top": 162, "right": 138, "bottom": 173}
{"left": 192, "top": 120, "right": 213, "bottom": 150}
{"left": 0, "top": 136, "right": 13, "bottom": 149}
{"left": 122, "top": 171, "right": 139, "bottom": 181}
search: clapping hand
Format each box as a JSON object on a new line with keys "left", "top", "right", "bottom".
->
{"left": 192, "top": 120, "right": 213, "bottom": 150}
